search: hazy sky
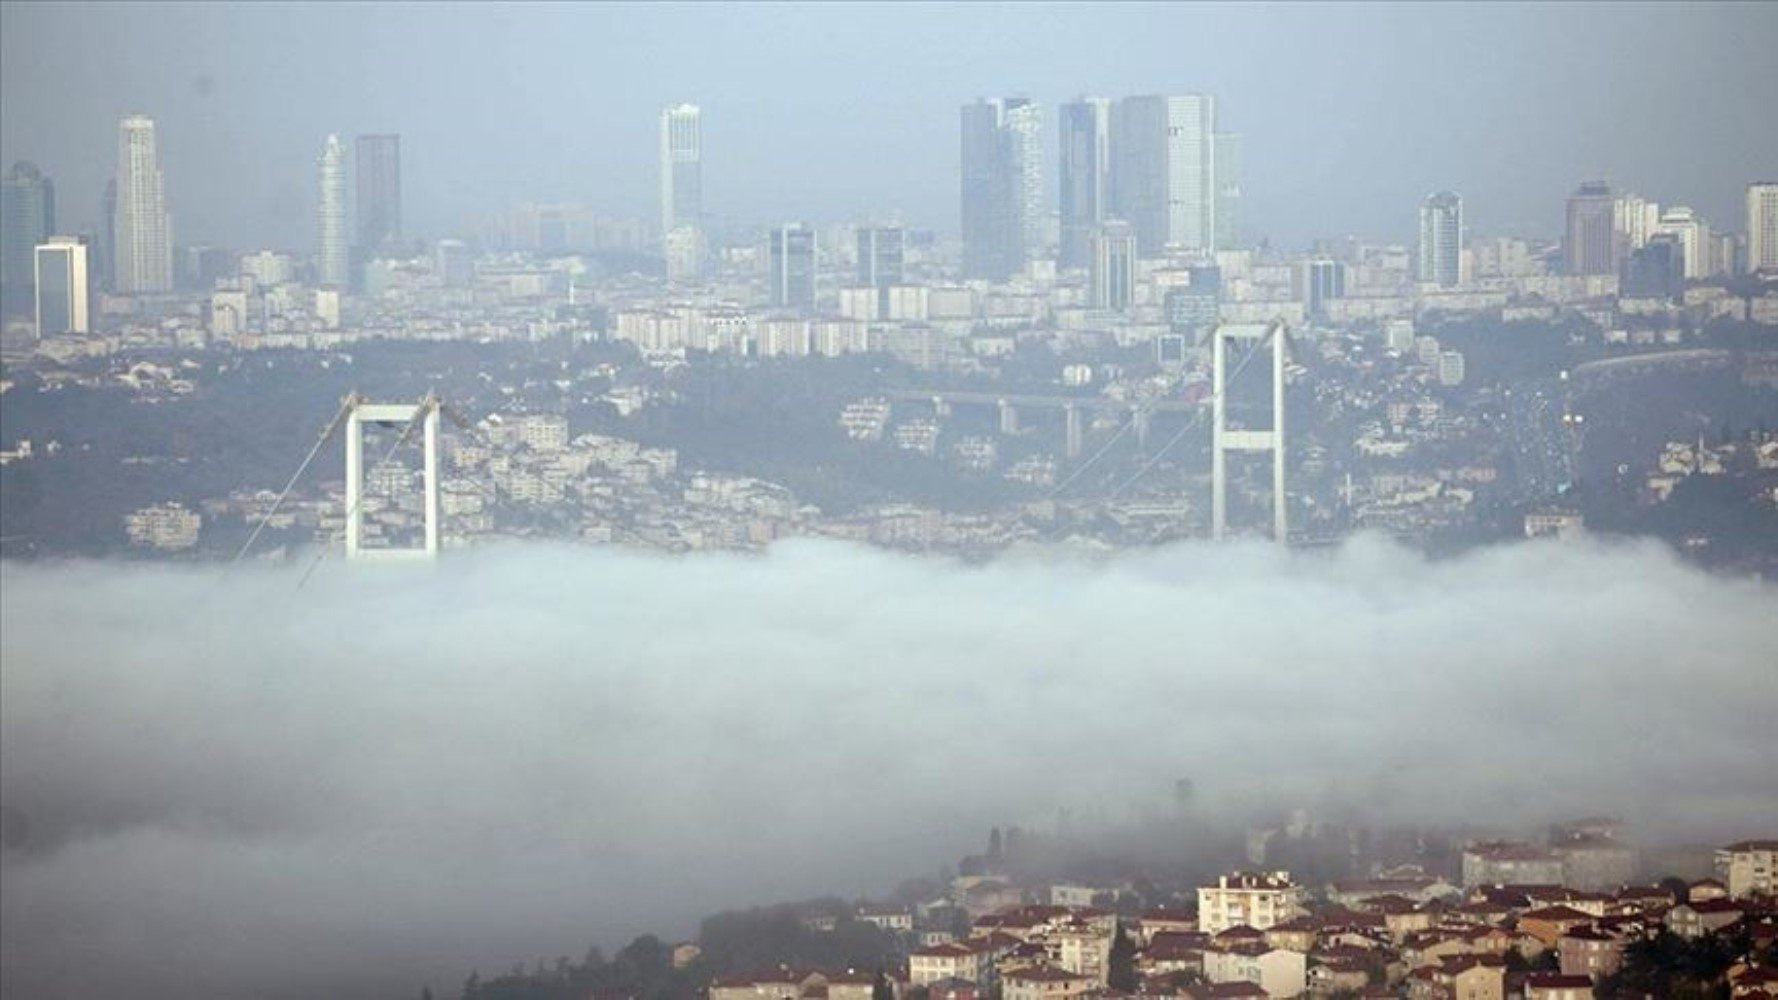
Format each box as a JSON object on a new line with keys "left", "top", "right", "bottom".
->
{"left": 3, "top": 3, "right": 1776, "bottom": 251}
{"left": 4, "top": 536, "right": 1775, "bottom": 998}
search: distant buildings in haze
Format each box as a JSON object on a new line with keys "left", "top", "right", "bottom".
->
{"left": 114, "top": 115, "right": 173, "bottom": 293}
{"left": 1, "top": 160, "right": 55, "bottom": 318}
{"left": 1418, "top": 191, "right": 1463, "bottom": 288}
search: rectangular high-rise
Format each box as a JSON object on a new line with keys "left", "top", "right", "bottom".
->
{"left": 1749, "top": 182, "right": 1778, "bottom": 274}
{"left": 1090, "top": 220, "right": 1136, "bottom": 312}
{"left": 114, "top": 115, "right": 172, "bottom": 293}
{"left": 769, "top": 223, "right": 817, "bottom": 311}
{"left": 34, "top": 237, "right": 89, "bottom": 335}
{"left": 856, "top": 226, "right": 904, "bottom": 312}
{"left": 355, "top": 134, "right": 402, "bottom": 256}
{"left": 2, "top": 162, "right": 55, "bottom": 318}
{"left": 960, "top": 98, "right": 1041, "bottom": 281}
{"left": 1565, "top": 181, "right": 1617, "bottom": 276}
{"left": 316, "top": 135, "right": 347, "bottom": 287}
{"left": 1418, "top": 191, "right": 1463, "bottom": 288}
{"left": 660, "top": 104, "right": 702, "bottom": 239}
{"left": 1213, "top": 132, "right": 1241, "bottom": 251}
{"left": 1058, "top": 98, "right": 1110, "bottom": 270}
{"left": 1111, "top": 94, "right": 1216, "bottom": 256}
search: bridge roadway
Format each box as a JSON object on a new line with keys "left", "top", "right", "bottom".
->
{"left": 884, "top": 389, "right": 1199, "bottom": 413}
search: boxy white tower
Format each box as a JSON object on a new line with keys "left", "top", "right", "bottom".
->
{"left": 1211, "top": 320, "right": 1287, "bottom": 542}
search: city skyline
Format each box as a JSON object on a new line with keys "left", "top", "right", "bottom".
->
{"left": 3, "top": 3, "right": 1774, "bottom": 251}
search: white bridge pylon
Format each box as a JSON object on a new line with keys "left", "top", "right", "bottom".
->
{"left": 1211, "top": 320, "right": 1288, "bottom": 543}
{"left": 345, "top": 395, "right": 441, "bottom": 560}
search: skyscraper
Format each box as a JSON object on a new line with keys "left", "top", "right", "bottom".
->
{"left": 1565, "top": 181, "right": 1617, "bottom": 276}
{"left": 960, "top": 98, "right": 1041, "bottom": 281}
{"left": 1748, "top": 182, "right": 1778, "bottom": 274}
{"left": 34, "top": 236, "right": 88, "bottom": 335}
{"left": 1418, "top": 191, "right": 1463, "bottom": 288}
{"left": 1110, "top": 94, "right": 1216, "bottom": 256}
{"left": 355, "top": 134, "right": 402, "bottom": 256}
{"left": 1652, "top": 206, "right": 1711, "bottom": 279}
{"left": 769, "top": 223, "right": 817, "bottom": 311}
{"left": 1059, "top": 98, "right": 1111, "bottom": 270}
{"left": 856, "top": 225, "right": 904, "bottom": 312}
{"left": 114, "top": 115, "right": 172, "bottom": 294}
{"left": 2, "top": 161, "right": 55, "bottom": 318}
{"left": 1090, "top": 220, "right": 1136, "bottom": 312}
{"left": 1301, "top": 258, "right": 1346, "bottom": 318}
{"left": 316, "top": 135, "right": 347, "bottom": 288}
{"left": 1213, "top": 132, "right": 1242, "bottom": 251}
{"left": 660, "top": 104, "right": 702, "bottom": 238}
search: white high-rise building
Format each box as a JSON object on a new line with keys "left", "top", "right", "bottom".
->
{"left": 1418, "top": 191, "right": 1463, "bottom": 288}
{"left": 1654, "top": 206, "right": 1712, "bottom": 279}
{"left": 1110, "top": 94, "right": 1216, "bottom": 255}
{"left": 1003, "top": 99, "right": 1045, "bottom": 262}
{"left": 316, "top": 134, "right": 347, "bottom": 288}
{"left": 659, "top": 104, "right": 702, "bottom": 239}
{"left": 114, "top": 115, "right": 172, "bottom": 293}
{"left": 1614, "top": 193, "right": 1660, "bottom": 254}
{"left": 1748, "top": 182, "right": 1778, "bottom": 274}
{"left": 34, "top": 236, "right": 88, "bottom": 335}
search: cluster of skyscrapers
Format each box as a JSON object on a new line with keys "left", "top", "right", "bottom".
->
{"left": 962, "top": 94, "right": 1240, "bottom": 283}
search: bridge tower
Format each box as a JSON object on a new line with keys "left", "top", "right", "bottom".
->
{"left": 1211, "top": 321, "right": 1288, "bottom": 542}
{"left": 345, "top": 395, "right": 441, "bottom": 559}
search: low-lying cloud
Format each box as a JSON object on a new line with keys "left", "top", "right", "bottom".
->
{"left": 3, "top": 536, "right": 1775, "bottom": 998}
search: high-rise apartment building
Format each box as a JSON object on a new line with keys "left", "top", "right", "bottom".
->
{"left": 2, "top": 161, "right": 55, "bottom": 318}
{"left": 1213, "top": 132, "right": 1242, "bottom": 251}
{"left": 856, "top": 226, "right": 904, "bottom": 313}
{"left": 355, "top": 133, "right": 402, "bottom": 256}
{"left": 960, "top": 98, "right": 1041, "bottom": 281}
{"left": 1302, "top": 258, "right": 1346, "bottom": 318}
{"left": 769, "top": 223, "right": 817, "bottom": 311}
{"left": 1653, "top": 206, "right": 1712, "bottom": 280}
{"left": 1110, "top": 94, "right": 1216, "bottom": 256}
{"left": 1058, "top": 98, "right": 1111, "bottom": 270}
{"left": 1613, "top": 193, "right": 1660, "bottom": 257}
{"left": 34, "top": 236, "right": 88, "bottom": 335}
{"left": 1090, "top": 220, "right": 1136, "bottom": 312}
{"left": 114, "top": 115, "right": 173, "bottom": 293}
{"left": 1748, "top": 182, "right": 1778, "bottom": 274}
{"left": 1418, "top": 191, "right": 1463, "bottom": 288}
{"left": 316, "top": 135, "right": 347, "bottom": 288}
{"left": 660, "top": 104, "right": 702, "bottom": 238}
{"left": 1565, "top": 181, "right": 1617, "bottom": 276}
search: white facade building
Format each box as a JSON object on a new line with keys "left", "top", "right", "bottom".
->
{"left": 1197, "top": 871, "right": 1308, "bottom": 933}
{"left": 114, "top": 115, "right": 172, "bottom": 293}
{"left": 1748, "top": 182, "right": 1778, "bottom": 274}
{"left": 316, "top": 134, "right": 347, "bottom": 287}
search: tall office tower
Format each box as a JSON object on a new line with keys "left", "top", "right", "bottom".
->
{"left": 2, "top": 161, "right": 55, "bottom": 318}
{"left": 769, "top": 223, "right": 817, "bottom": 310}
{"left": 856, "top": 225, "right": 904, "bottom": 312}
{"left": 1613, "top": 193, "right": 1660, "bottom": 255}
{"left": 316, "top": 135, "right": 347, "bottom": 288}
{"left": 1620, "top": 234, "right": 1684, "bottom": 301}
{"left": 1564, "top": 181, "right": 1617, "bottom": 276}
{"left": 34, "top": 237, "right": 88, "bottom": 335}
{"left": 1213, "top": 132, "right": 1242, "bottom": 251}
{"left": 97, "top": 179, "right": 116, "bottom": 293}
{"left": 1749, "top": 182, "right": 1778, "bottom": 274}
{"left": 1417, "top": 191, "right": 1463, "bottom": 288}
{"left": 1111, "top": 94, "right": 1217, "bottom": 256}
{"left": 1003, "top": 99, "right": 1043, "bottom": 260}
{"left": 1090, "top": 220, "right": 1136, "bottom": 311}
{"left": 114, "top": 115, "right": 173, "bottom": 293}
{"left": 1059, "top": 98, "right": 1110, "bottom": 270}
{"left": 659, "top": 104, "right": 702, "bottom": 237}
{"left": 1301, "top": 258, "right": 1346, "bottom": 319}
{"left": 960, "top": 97, "right": 1042, "bottom": 280}
{"left": 355, "top": 133, "right": 402, "bottom": 256}
{"left": 1653, "top": 206, "right": 1712, "bottom": 279}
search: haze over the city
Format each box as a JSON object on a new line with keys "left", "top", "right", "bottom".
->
{"left": 3, "top": 1, "right": 1776, "bottom": 249}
